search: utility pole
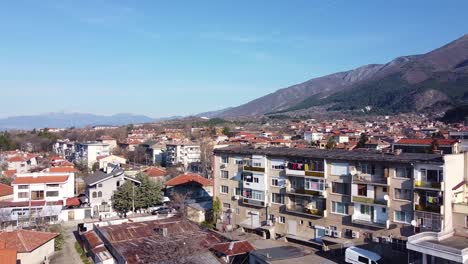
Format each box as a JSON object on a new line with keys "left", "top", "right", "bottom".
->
{"left": 132, "top": 183, "right": 135, "bottom": 214}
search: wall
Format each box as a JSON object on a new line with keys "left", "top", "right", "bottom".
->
{"left": 17, "top": 239, "right": 55, "bottom": 264}
{"left": 443, "top": 153, "right": 465, "bottom": 232}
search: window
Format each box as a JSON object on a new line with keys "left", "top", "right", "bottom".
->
{"left": 221, "top": 170, "right": 229, "bottom": 179}
{"left": 223, "top": 203, "right": 231, "bottom": 209}
{"left": 235, "top": 188, "right": 242, "bottom": 196}
{"left": 358, "top": 163, "right": 376, "bottom": 175}
{"left": 358, "top": 256, "right": 369, "bottom": 264}
{"left": 251, "top": 190, "right": 264, "bottom": 200}
{"left": 46, "top": 184, "right": 59, "bottom": 188}
{"left": 331, "top": 163, "right": 349, "bottom": 176}
{"left": 394, "top": 211, "right": 412, "bottom": 224}
{"left": 271, "top": 193, "right": 284, "bottom": 204}
{"left": 305, "top": 178, "right": 325, "bottom": 191}
{"left": 98, "top": 183, "right": 103, "bottom": 188}
{"left": 395, "top": 188, "right": 411, "bottom": 201}
{"left": 271, "top": 178, "right": 284, "bottom": 187}
{"left": 253, "top": 161, "right": 262, "bottom": 167}
{"left": 235, "top": 208, "right": 240, "bottom": 215}
{"left": 18, "top": 185, "right": 29, "bottom": 190}
{"left": 332, "top": 182, "right": 350, "bottom": 195}
{"left": 271, "top": 164, "right": 285, "bottom": 170}
{"left": 360, "top": 204, "right": 371, "bottom": 215}
{"left": 278, "top": 216, "right": 285, "bottom": 224}
{"left": 116, "top": 181, "right": 120, "bottom": 187}
{"left": 46, "top": 191, "right": 59, "bottom": 197}
{"left": 221, "top": 156, "right": 229, "bottom": 164}
{"left": 421, "top": 169, "right": 443, "bottom": 182}
{"left": 220, "top": 185, "right": 229, "bottom": 194}
{"left": 299, "top": 220, "right": 304, "bottom": 225}
{"left": 31, "top": 191, "right": 44, "bottom": 200}
{"left": 357, "top": 184, "right": 367, "bottom": 196}
{"left": 309, "top": 160, "right": 324, "bottom": 172}
{"left": 271, "top": 178, "right": 279, "bottom": 186}
{"left": 235, "top": 159, "right": 243, "bottom": 165}
{"left": 18, "top": 192, "right": 28, "bottom": 198}
{"left": 268, "top": 214, "right": 275, "bottom": 221}
{"left": 308, "top": 221, "right": 313, "bottom": 227}
{"left": 395, "top": 167, "right": 412, "bottom": 178}
{"left": 98, "top": 191, "right": 102, "bottom": 198}
{"left": 332, "top": 201, "right": 348, "bottom": 215}
{"left": 253, "top": 177, "right": 259, "bottom": 183}
{"left": 92, "top": 192, "right": 97, "bottom": 198}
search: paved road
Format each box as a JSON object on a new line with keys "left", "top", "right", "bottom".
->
{"left": 50, "top": 223, "right": 82, "bottom": 264}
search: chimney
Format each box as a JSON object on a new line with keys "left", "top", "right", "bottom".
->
{"left": 228, "top": 242, "right": 234, "bottom": 251}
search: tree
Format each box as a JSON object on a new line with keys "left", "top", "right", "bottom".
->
{"left": 91, "top": 162, "right": 99, "bottom": 172}
{"left": 135, "top": 173, "right": 163, "bottom": 210}
{"left": 212, "top": 197, "right": 221, "bottom": 224}
{"left": 221, "top": 127, "right": 230, "bottom": 136}
{"left": 356, "top": 133, "right": 369, "bottom": 148}
{"left": 0, "top": 176, "right": 13, "bottom": 186}
{"left": 112, "top": 181, "right": 135, "bottom": 216}
{"left": 170, "top": 192, "right": 190, "bottom": 218}
{"left": 325, "top": 137, "right": 337, "bottom": 149}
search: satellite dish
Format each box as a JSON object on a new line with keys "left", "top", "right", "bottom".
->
{"left": 411, "top": 220, "right": 417, "bottom": 227}
{"left": 384, "top": 195, "right": 389, "bottom": 201}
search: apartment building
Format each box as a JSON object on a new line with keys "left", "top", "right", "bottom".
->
{"left": 213, "top": 146, "right": 465, "bottom": 245}
{"left": 74, "top": 142, "right": 110, "bottom": 168}
{"left": 165, "top": 142, "right": 201, "bottom": 168}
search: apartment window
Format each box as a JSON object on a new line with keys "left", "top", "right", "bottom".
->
{"left": 299, "top": 220, "right": 304, "bottom": 225}
{"left": 271, "top": 164, "right": 285, "bottom": 170}
{"left": 332, "top": 201, "right": 348, "bottom": 215}
{"left": 308, "top": 221, "right": 313, "bottom": 227}
{"left": 46, "top": 184, "right": 59, "bottom": 188}
{"left": 305, "top": 178, "right": 324, "bottom": 191}
{"left": 221, "top": 156, "right": 229, "bottom": 164}
{"left": 278, "top": 216, "right": 285, "bottom": 224}
{"left": 116, "top": 181, "right": 120, "bottom": 187}
{"left": 221, "top": 170, "right": 229, "bottom": 179}
{"left": 271, "top": 178, "right": 284, "bottom": 187}
{"left": 98, "top": 183, "right": 103, "bottom": 188}
{"left": 421, "top": 169, "right": 443, "bottom": 182}
{"left": 253, "top": 177, "right": 259, "bottom": 183}
{"left": 92, "top": 192, "right": 97, "bottom": 198}
{"left": 251, "top": 190, "right": 264, "bottom": 201}
{"left": 31, "top": 191, "right": 44, "bottom": 200}
{"left": 46, "top": 191, "right": 59, "bottom": 197}
{"left": 394, "top": 188, "right": 411, "bottom": 201}
{"left": 395, "top": 167, "right": 412, "bottom": 178}
{"left": 357, "top": 184, "right": 367, "bottom": 196}
{"left": 18, "top": 185, "right": 29, "bottom": 190}
{"left": 98, "top": 191, "right": 102, "bottom": 198}
{"left": 310, "top": 160, "right": 324, "bottom": 172}
{"left": 220, "top": 185, "right": 229, "bottom": 194}
{"left": 331, "top": 163, "right": 349, "bottom": 176}
{"left": 18, "top": 192, "right": 28, "bottom": 198}
{"left": 223, "top": 203, "right": 231, "bottom": 209}
{"left": 268, "top": 214, "right": 275, "bottom": 221}
{"left": 332, "top": 182, "right": 350, "bottom": 195}
{"left": 235, "top": 188, "right": 242, "bottom": 196}
{"left": 360, "top": 204, "right": 371, "bottom": 215}
{"left": 235, "top": 159, "right": 243, "bottom": 165}
{"left": 271, "top": 193, "right": 284, "bottom": 204}
{"left": 271, "top": 178, "right": 279, "bottom": 186}
{"left": 358, "top": 163, "right": 376, "bottom": 175}
{"left": 253, "top": 161, "right": 262, "bottom": 167}
{"left": 394, "top": 211, "right": 412, "bottom": 224}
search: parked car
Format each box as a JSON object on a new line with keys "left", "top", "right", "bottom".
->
{"left": 345, "top": 247, "right": 382, "bottom": 264}
{"left": 151, "top": 207, "right": 174, "bottom": 215}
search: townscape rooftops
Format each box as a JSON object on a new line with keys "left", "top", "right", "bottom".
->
{"left": 0, "top": 248, "right": 17, "bottom": 264}
{"left": 48, "top": 166, "right": 76, "bottom": 173}
{"left": 0, "top": 183, "right": 13, "bottom": 197}
{"left": 84, "top": 168, "right": 124, "bottom": 186}
{"left": 12, "top": 175, "right": 69, "bottom": 185}
{"left": 214, "top": 146, "right": 444, "bottom": 164}
{"left": 143, "top": 167, "right": 166, "bottom": 177}
{"left": 0, "top": 230, "right": 58, "bottom": 253}
{"left": 395, "top": 138, "right": 458, "bottom": 146}
{"left": 165, "top": 173, "right": 214, "bottom": 186}
{"left": 210, "top": 240, "right": 255, "bottom": 256}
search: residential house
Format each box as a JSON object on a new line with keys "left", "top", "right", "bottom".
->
{"left": 165, "top": 173, "right": 213, "bottom": 201}
{"left": 142, "top": 167, "right": 168, "bottom": 183}
{"left": 0, "top": 229, "right": 59, "bottom": 264}
{"left": 165, "top": 142, "right": 201, "bottom": 168}
{"left": 393, "top": 138, "right": 460, "bottom": 154}
{"left": 210, "top": 240, "right": 255, "bottom": 264}
{"left": 75, "top": 142, "right": 110, "bottom": 168}
{"left": 0, "top": 184, "right": 13, "bottom": 201}
{"left": 97, "top": 136, "right": 118, "bottom": 152}
{"left": 97, "top": 155, "right": 126, "bottom": 172}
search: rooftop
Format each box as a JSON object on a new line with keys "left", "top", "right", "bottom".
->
{"left": 0, "top": 230, "right": 58, "bottom": 253}
{"left": 214, "top": 146, "right": 444, "bottom": 164}
{"left": 165, "top": 173, "right": 213, "bottom": 186}
{"left": 395, "top": 138, "right": 458, "bottom": 146}
{"left": 12, "top": 175, "right": 69, "bottom": 185}
{"left": 0, "top": 183, "right": 13, "bottom": 197}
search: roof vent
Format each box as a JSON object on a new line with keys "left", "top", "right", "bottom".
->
{"left": 228, "top": 242, "right": 235, "bottom": 251}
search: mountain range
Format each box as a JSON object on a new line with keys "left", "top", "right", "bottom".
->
{"left": 201, "top": 34, "right": 468, "bottom": 118}
{"left": 0, "top": 113, "right": 165, "bottom": 130}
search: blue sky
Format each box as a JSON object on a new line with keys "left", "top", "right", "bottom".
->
{"left": 0, "top": 0, "right": 466, "bottom": 118}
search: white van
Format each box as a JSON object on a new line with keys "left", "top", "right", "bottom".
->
{"left": 345, "top": 247, "right": 383, "bottom": 264}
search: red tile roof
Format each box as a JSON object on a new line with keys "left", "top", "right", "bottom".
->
{"left": 210, "top": 241, "right": 255, "bottom": 256}
{"left": 12, "top": 175, "right": 69, "bottom": 185}
{"left": 7, "top": 156, "right": 26, "bottom": 163}
{"left": 96, "top": 155, "right": 109, "bottom": 161}
{"left": 0, "top": 184, "right": 13, "bottom": 197}
{"left": 49, "top": 167, "right": 75, "bottom": 173}
{"left": 143, "top": 167, "right": 166, "bottom": 177}
{"left": 0, "top": 230, "right": 58, "bottom": 253}
{"left": 395, "top": 138, "right": 458, "bottom": 145}
{"left": 165, "top": 173, "right": 213, "bottom": 186}
{"left": 0, "top": 248, "right": 17, "bottom": 264}
{"left": 2, "top": 170, "right": 16, "bottom": 178}
{"left": 66, "top": 197, "right": 81, "bottom": 206}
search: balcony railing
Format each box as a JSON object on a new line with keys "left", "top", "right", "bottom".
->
{"left": 453, "top": 203, "right": 468, "bottom": 214}
{"left": 243, "top": 166, "right": 265, "bottom": 173}
{"left": 414, "top": 181, "right": 442, "bottom": 189}
{"left": 242, "top": 198, "right": 266, "bottom": 207}
{"left": 351, "top": 215, "right": 387, "bottom": 228}
{"left": 352, "top": 174, "right": 387, "bottom": 185}
{"left": 305, "top": 171, "right": 325, "bottom": 177}
{"left": 288, "top": 187, "right": 323, "bottom": 196}
{"left": 415, "top": 204, "right": 441, "bottom": 213}
{"left": 352, "top": 196, "right": 387, "bottom": 206}
{"left": 284, "top": 204, "right": 325, "bottom": 217}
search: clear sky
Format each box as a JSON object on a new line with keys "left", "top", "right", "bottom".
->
{"left": 0, "top": 0, "right": 466, "bottom": 118}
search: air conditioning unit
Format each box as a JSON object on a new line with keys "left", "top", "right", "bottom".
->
{"left": 232, "top": 195, "right": 240, "bottom": 200}
{"left": 333, "top": 231, "right": 342, "bottom": 238}
{"left": 325, "top": 229, "right": 332, "bottom": 236}
{"left": 352, "top": 231, "right": 360, "bottom": 239}
{"left": 220, "top": 164, "right": 226, "bottom": 169}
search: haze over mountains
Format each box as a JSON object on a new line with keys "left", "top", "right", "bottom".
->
{"left": 201, "top": 34, "right": 468, "bottom": 118}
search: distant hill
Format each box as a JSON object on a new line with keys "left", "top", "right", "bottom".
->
{"left": 202, "top": 34, "right": 468, "bottom": 118}
{"left": 0, "top": 112, "right": 160, "bottom": 130}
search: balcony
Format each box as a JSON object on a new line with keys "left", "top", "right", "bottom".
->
{"left": 415, "top": 204, "right": 442, "bottom": 214}
{"left": 286, "top": 162, "right": 324, "bottom": 178}
{"left": 284, "top": 204, "right": 326, "bottom": 218}
{"left": 352, "top": 196, "right": 387, "bottom": 206}
{"left": 352, "top": 215, "right": 388, "bottom": 228}
{"left": 414, "top": 180, "right": 443, "bottom": 190}
{"left": 453, "top": 203, "right": 468, "bottom": 214}
{"left": 243, "top": 165, "right": 265, "bottom": 173}
{"left": 287, "top": 187, "right": 324, "bottom": 197}
{"left": 352, "top": 174, "right": 387, "bottom": 185}
{"left": 242, "top": 198, "right": 266, "bottom": 207}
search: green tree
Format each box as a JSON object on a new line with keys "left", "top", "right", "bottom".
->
{"left": 0, "top": 132, "right": 16, "bottom": 151}
{"left": 135, "top": 173, "right": 163, "bottom": 210}
{"left": 356, "top": 133, "right": 369, "bottom": 148}
{"left": 325, "top": 137, "right": 337, "bottom": 149}
{"left": 221, "top": 127, "right": 230, "bottom": 136}
{"left": 212, "top": 197, "right": 221, "bottom": 224}
{"left": 0, "top": 176, "right": 13, "bottom": 186}
{"left": 112, "top": 181, "right": 135, "bottom": 216}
